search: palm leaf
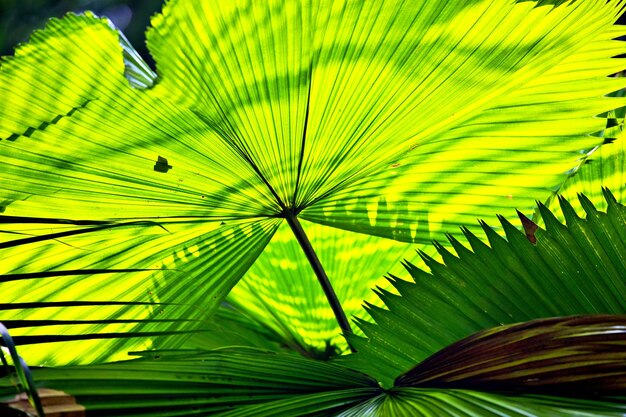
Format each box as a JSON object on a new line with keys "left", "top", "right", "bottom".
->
{"left": 342, "top": 189, "right": 626, "bottom": 386}
{"left": 542, "top": 103, "right": 626, "bottom": 219}
{"left": 2, "top": 0, "right": 626, "bottom": 364}
{"left": 0, "top": 349, "right": 380, "bottom": 417}
{"left": 3, "top": 317, "right": 626, "bottom": 416}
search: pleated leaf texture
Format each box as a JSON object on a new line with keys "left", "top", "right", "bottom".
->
{"left": 1, "top": 0, "right": 626, "bottom": 365}
{"left": 225, "top": 219, "right": 436, "bottom": 355}
{"left": 2, "top": 193, "right": 626, "bottom": 416}
{"left": 543, "top": 102, "right": 626, "bottom": 219}
{"left": 3, "top": 334, "right": 626, "bottom": 417}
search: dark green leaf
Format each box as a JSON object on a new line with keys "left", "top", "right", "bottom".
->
{"left": 342, "top": 191, "right": 626, "bottom": 387}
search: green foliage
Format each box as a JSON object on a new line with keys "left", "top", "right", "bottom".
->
{"left": 343, "top": 190, "right": 626, "bottom": 386}
{"left": 1, "top": 0, "right": 625, "bottom": 366}
{"left": 543, "top": 105, "right": 626, "bottom": 219}
{"left": 4, "top": 195, "right": 626, "bottom": 415}
{"left": 2, "top": 0, "right": 626, "bottom": 415}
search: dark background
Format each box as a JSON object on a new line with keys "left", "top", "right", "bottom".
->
{"left": 0, "top": 0, "right": 163, "bottom": 66}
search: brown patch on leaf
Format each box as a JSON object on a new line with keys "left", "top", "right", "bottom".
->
{"left": 395, "top": 315, "right": 626, "bottom": 396}
{"left": 517, "top": 210, "right": 538, "bottom": 244}
{"left": 4, "top": 388, "right": 85, "bottom": 417}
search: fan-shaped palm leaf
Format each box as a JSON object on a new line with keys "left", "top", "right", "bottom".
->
{"left": 1, "top": 0, "right": 625, "bottom": 364}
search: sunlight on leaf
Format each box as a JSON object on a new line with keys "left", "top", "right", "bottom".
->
{"left": 228, "top": 220, "right": 435, "bottom": 355}
{"left": 1, "top": 0, "right": 625, "bottom": 365}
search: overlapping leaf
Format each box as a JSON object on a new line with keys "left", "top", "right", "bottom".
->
{"left": 3, "top": 316, "right": 626, "bottom": 416}
{"left": 342, "top": 190, "right": 626, "bottom": 387}
{"left": 150, "top": 0, "right": 626, "bottom": 355}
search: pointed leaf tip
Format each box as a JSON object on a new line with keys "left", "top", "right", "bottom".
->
{"left": 603, "top": 187, "right": 618, "bottom": 204}
{"left": 577, "top": 192, "right": 598, "bottom": 216}
{"left": 558, "top": 194, "right": 583, "bottom": 223}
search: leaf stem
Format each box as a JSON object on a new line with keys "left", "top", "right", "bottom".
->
{"left": 284, "top": 213, "right": 355, "bottom": 351}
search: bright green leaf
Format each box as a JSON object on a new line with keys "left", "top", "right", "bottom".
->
{"left": 228, "top": 220, "right": 432, "bottom": 356}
